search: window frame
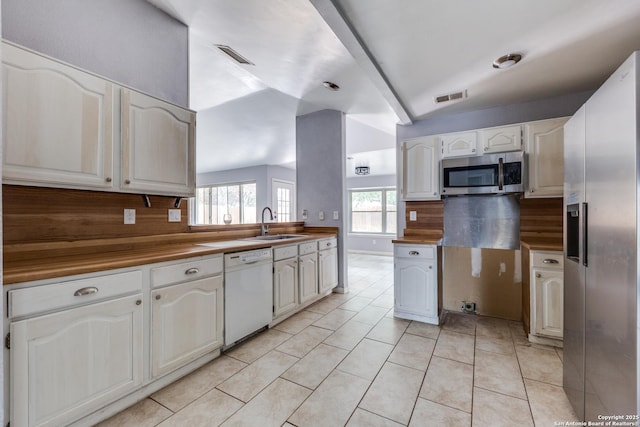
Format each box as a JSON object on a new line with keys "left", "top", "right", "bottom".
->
{"left": 348, "top": 187, "right": 397, "bottom": 235}
{"left": 190, "top": 181, "right": 257, "bottom": 225}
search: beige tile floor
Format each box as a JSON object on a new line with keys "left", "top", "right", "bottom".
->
{"left": 99, "top": 253, "right": 579, "bottom": 427}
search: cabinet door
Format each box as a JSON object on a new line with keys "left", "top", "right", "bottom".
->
{"left": 299, "top": 253, "right": 318, "bottom": 303}
{"left": 533, "top": 268, "right": 563, "bottom": 338}
{"left": 440, "top": 131, "right": 477, "bottom": 158}
{"left": 525, "top": 118, "right": 568, "bottom": 198}
{"left": 394, "top": 259, "right": 437, "bottom": 319}
{"left": 11, "top": 294, "right": 143, "bottom": 427}
{"left": 402, "top": 137, "right": 440, "bottom": 200}
{"left": 274, "top": 258, "right": 299, "bottom": 317}
{"left": 121, "top": 88, "right": 195, "bottom": 197}
{"left": 151, "top": 275, "right": 223, "bottom": 377}
{"left": 2, "top": 42, "right": 114, "bottom": 190}
{"left": 319, "top": 247, "right": 339, "bottom": 293}
{"left": 480, "top": 125, "right": 522, "bottom": 154}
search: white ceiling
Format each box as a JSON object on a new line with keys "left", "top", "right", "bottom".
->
{"left": 147, "top": 0, "right": 640, "bottom": 174}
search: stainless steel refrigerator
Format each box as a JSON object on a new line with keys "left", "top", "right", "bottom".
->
{"left": 563, "top": 51, "right": 639, "bottom": 420}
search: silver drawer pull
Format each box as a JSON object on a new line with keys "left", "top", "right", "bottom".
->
{"left": 185, "top": 267, "right": 200, "bottom": 275}
{"left": 536, "top": 273, "right": 542, "bottom": 278}
{"left": 409, "top": 251, "right": 420, "bottom": 256}
{"left": 543, "top": 259, "right": 559, "bottom": 264}
{"left": 74, "top": 287, "right": 99, "bottom": 296}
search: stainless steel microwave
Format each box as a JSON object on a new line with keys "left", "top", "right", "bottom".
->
{"left": 441, "top": 151, "right": 524, "bottom": 195}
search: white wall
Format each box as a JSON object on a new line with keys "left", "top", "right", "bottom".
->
{"left": 1, "top": 0, "right": 189, "bottom": 107}
{"left": 0, "top": 5, "right": 5, "bottom": 422}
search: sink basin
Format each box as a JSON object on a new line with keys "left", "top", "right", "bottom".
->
{"left": 248, "top": 234, "right": 306, "bottom": 241}
{"left": 196, "top": 240, "right": 261, "bottom": 249}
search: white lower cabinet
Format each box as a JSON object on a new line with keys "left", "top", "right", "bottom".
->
{"left": 393, "top": 244, "right": 439, "bottom": 325}
{"left": 151, "top": 275, "right": 223, "bottom": 377}
{"left": 530, "top": 251, "right": 564, "bottom": 340}
{"left": 10, "top": 293, "right": 144, "bottom": 427}
{"left": 273, "top": 258, "right": 299, "bottom": 318}
{"left": 299, "top": 252, "right": 319, "bottom": 303}
{"left": 318, "top": 238, "right": 338, "bottom": 293}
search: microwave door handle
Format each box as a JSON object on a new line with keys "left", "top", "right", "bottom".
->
{"left": 498, "top": 158, "right": 504, "bottom": 190}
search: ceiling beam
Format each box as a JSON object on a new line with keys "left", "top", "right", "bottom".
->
{"left": 310, "top": 0, "right": 413, "bottom": 125}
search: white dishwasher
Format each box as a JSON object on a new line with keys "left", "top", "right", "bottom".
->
{"left": 224, "top": 248, "right": 273, "bottom": 347}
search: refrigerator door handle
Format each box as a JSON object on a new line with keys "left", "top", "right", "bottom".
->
{"left": 498, "top": 157, "right": 504, "bottom": 191}
{"left": 582, "top": 202, "right": 588, "bottom": 267}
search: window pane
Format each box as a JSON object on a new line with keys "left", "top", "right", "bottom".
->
{"left": 352, "top": 212, "right": 383, "bottom": 233}
{"left": 386, "top": 212, "right": 397, "bottom": 234}
{"left": 386, "top": 190, "right": 397, "bottom": 210}
{"left": 351, "top": 191, "right": 382, "bottom": 211}
{"left": 276, "top": 187, "right": 291, "bottom": 222}
{"left": 242, "top": 183, "right": 257, "bottom": 223}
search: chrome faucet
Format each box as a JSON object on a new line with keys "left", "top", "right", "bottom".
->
{"left": 261, "top": 207, "right": 274, "bottom": 236}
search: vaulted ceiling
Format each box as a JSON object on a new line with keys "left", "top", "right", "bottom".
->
{"left": 147, "top": 0, "right": 640, "bottom": 173}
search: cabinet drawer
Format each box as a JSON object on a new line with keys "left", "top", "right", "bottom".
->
{"left": 151, "top": 255, "right": 223, "bottom": 288}
{"left": 299, "top": 241, "right": 317, "bottom": 255}
{"left": 274, "top": 245, "right": 298, "bottom": 261}
{"left": 318, "top": 238, "right": 337, "bottom": 251}
{"left": 394, "top": 244, "right": 436, "bottom": 259}
{"left": 531, "top": 251, "right": 563, "bottom": 269}
{"left": 9, "top": 270, "right": 142, "bottom": 319}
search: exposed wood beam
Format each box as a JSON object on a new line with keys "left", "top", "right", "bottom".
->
{"left": 310, "top": 0, "right": 413, "bottom": 125}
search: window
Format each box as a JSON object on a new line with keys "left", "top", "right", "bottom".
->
{"left": 350, "top": 188, "right": 397, "bottom": 234}
{"left": 192, "top": 182, "right": 257, "bottom": 225}
{"left": 272, "top": 179, "right": 296, "bottom": 222}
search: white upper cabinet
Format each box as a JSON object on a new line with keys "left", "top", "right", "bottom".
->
{"left": 2, "top": 42, "right": 196, "bottom": 197}
{"left": 440, "top": 131, "right": 477, "bottom": 158}
{"left": 121, "top": 88, "right": 195, "bottom": 197}
{"left": 2, "top": 42, "right": 115, "bottom": 189}
{"left": 525, "top": 117, "right": 569, "bottom": 198}
{"left": 402, "top": 136, "right": 440, "bottom": 200}
{"left": 480, "top": 125, "right": 522, "bottom": 154}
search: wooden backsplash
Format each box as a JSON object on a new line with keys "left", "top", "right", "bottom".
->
{"left": 3, "top": 185, "right": 189, "bottom": 243}
{"left": 403, "top": 197, "right": 562, "bottom": 237}
{"left": 519, "top": 197, "right": 563, "bottom": 237}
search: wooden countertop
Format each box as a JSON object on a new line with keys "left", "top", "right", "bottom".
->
{"left": 520, "top": 237, "right": 563, "bottom": 251}
{"left": 3, "top": 233, "right": 335, "bottom": 285}
{"left": 392, "top": 237, "right": 442, "bottom": 245}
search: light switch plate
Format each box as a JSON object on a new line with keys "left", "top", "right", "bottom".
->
{"left": 319, "top": 211, "right": 325, "bottom": 221}
{"left": 168, "top": 209, "right": 181, "bottom": 222}
{"left": 333, "top": 210, "right": 339, "bottom": 220}
{"left": 409, "top": 211, "right": 417, "bottom": 221}
{"left": 124, "top": 209, "right": 136, "bottom": 225}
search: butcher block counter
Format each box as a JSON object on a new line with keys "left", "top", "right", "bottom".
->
{"left": 4, "top": 229, "right": 337, "bottom": 285}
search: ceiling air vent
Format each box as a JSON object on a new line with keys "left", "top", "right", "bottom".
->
{"left": 434, "top": 90, "right": 467, "bottom": 104}
{"left": 215, "top": 45, "right": 254, "bottom": 65}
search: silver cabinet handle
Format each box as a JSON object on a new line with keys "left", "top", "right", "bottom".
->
{"left": 543, "top": 259, "right": 559, "bottom": 264}
{"left": 155, "top": 294, "right": 161, "bottom": 300}
{"left": 326, "top": 242, "right": 331, "bottom": 247}
{"left": 185, "top": 267, "right": 199, "bottom": 275}
{"left": 125, "top": 179, "right": 131, "bottom": 184}
{"left": 74, "top": 287, "right": 98, "bottom": 296}
{"left": 409, "top": 251, "right": 420, "bottom": 256}
{"left": 105, "top": 177, "right": 112, "bottom": 183}
{"left": 428, "top": 265, "right": 433, "bottom": 269}
{"left": 136, "top": 299, "right": 142, "bottom": 306}
{"left": 536, "top": 273, "right": 542, "bottom": 278}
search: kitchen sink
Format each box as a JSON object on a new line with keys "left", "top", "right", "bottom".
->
{"left": 248, "top": 234, "right": 306, "bottom": 241}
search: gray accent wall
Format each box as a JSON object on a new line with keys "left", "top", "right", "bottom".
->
{"left": 297, "top": 110, "right": 348, "bottom": 291}
{"left": 197, "top": 165, "right": 296, "bottom": 218}
{"left": 396, "top": 90, "right": 595, "bottom": 235}
{"left": 2, "top": 0, "right": 189, "bottom": 107}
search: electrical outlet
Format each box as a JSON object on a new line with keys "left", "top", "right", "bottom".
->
{"left": 124, "top": 209, "right": 136, "bottom": 225}
{"left": 302, "top": 209, "right": 308, "bottom": 220}
{"left": 333, "top": 210, "right": 339, "bottom": 220}
{"left": 410, "top": 211, "right": 417, "bottom": 221}
{"left": 319, "top": 211, "right": 325, "bottom": 221}
{"left": 168, "top": 209, "right": 181, "bottom": 222}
